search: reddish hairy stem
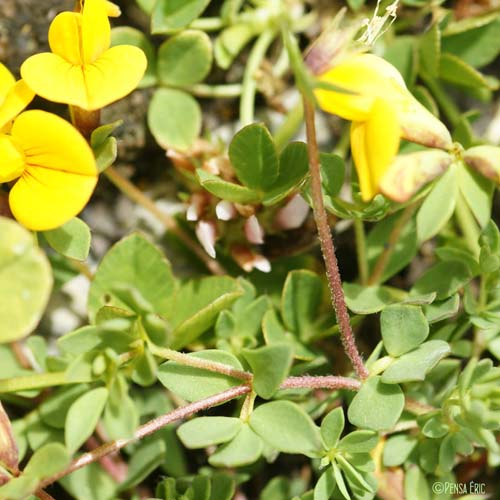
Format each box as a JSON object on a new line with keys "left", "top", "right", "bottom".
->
{"left": 302, "top": 97, "right": 369, "bottom": 379}
{"left": 35, "top": 490, "right": 56, "bottom": 500}
{"left": 281, "top": 375, "right": 361, "bottom": 391}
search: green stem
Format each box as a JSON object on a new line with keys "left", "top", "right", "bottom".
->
{"left": 239, "top": 390, "right": 256, "bottom": 422}
{"left": 354, "top": 218, "right": 368, "bottom": 285}
{"left": 273, "top": 101, "right": 303, "bottom": 150}
{"left": 190, "top": 17, "right": 225, "bottom": 31}
{"left": 149, "top": 344, "right": 253, "bottom": 381}
{"left": 179, "top": 83, "right": 243, "bottom": 98}
{"left": 0, "top": 372, "right": 92, "bottom": 394}
{"left": 240, "top": 30, "right": 275, "bottom": 126}
{"left": 420, "top": 70, "right": 461, "bottom": 126}
{"left": 455, "top": 192, "right": 480, "bottom": 258}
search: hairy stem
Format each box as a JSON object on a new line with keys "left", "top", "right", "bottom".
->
{"left": 149, "top": 344, "right": 253, "bottom": 381}
{"left": 37, "top": 374, "right": 364, "bottom": 489}
{"left": 368, "top": 202, "right": 419, "bottom": 285}
{"left": 39, "top": 385, "right": 251, "bottom": 488}
{"left": 35, "top": 490, "right": 56, "bottom": 500}
{"left": 302, "top": 97, "right": 368, "bottom": 379}
{"left": 104, "top": 166, "right": 225, "bottom": 276}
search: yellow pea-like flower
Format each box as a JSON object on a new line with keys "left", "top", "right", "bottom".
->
{"left": 315, "top": 53, "right": 452, "bottom": 201}
{"left": 0, "top": 110, "right": 97, "bottom": 231}
{"left": 0, "top": 63, "right": 34, "bottom": 132}
{"left": 20, "top": 0, "right": 146, "bottom": 111}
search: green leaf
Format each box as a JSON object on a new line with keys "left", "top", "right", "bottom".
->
{"left": 458, "top": 163, "right": 493, "bottom": 229}
{"left": 314, "top": 468, "right": 335, "bottom": 500}
{"left": 208, "top": 424, "right": 262, "bottom": 467}
{"left": 242, "top": 343, "right": 293, "bottom": 399}
{"left": 424, "top": 294, "right": 460, "bottom": 323}
{"left": 419, "top": 23, "right": 441, "bottom": 77}
{"left": 412, "top": 261, "right": 471, "bottom": 300}
{"left": 348, "top": 376, "right": 404, "bottom": 431}
{"left": 119, "top": 439, "right": 166, "bottom": 490}
{"left": 320, "top": 153, "right": 345, "bottom": 198}
{"left": 343, "top": 283, "right": 404, "bottom": 314}
{"left": 65, "top": 387, "right": 108, "bottom": 454}
{"left": 196, "top": 169, "right": 261, "bottom": 203}
{"left": 332, "top": 463, "right": 350, "bottom": 500}
{"left": 39, "top": 385, "right": 89, "bottom": 429}
{"left": 0, "top": 217, "right": 52, "bottom": 343}
{"left": 263, "top": 142, "right": 309, "bottom": 205}
{"left": 439, "top": 53, "right": 494, "bottom": 90}
{"left": 158, "top": 30, "right": 212, "bottom": 86}
{"left": 88, "top": 233, "right": 176, "bottom": 322}
{"left": 321, "top": 407, "right": 345, "bottom": 449}
{"left": 148, "top": 88, "right": 201, "bottom": 151}
{"left": 158, "top": 350, "right": 244, "bottom": 402}
{"left": 338, "top": 430, "right": 378, "bottom": 454}
{"left": 383, "top": 434, "right": 418, "bottom": 466}
{"left": 250, "top": 401, "right": 322, "bottom": 454}
{"left": 43, "top": 218, "right": 91, "bottom": 261}
{"left": 381, "top": 304, "right": 429, "bottom": 356}
{"left": 381, "top": 340, "right": 450, "bottom": 384}
{"left": 405, "top": 466, "right": 430, "bottom": 500}
{"left": 166, "top": 276, "right": 243, "bottom": 349}
{"left": 384, "top": 36, "right": 417, "bottom": 86}
{"left": 417, "top": 167, "right": 457, "bottom": 243}
{"left": 59, "top": 462, "right": 116, "bottom": 500}
{"left": 151, "top": 0, "right": 210, "bottom": 32}
{"left": 210, "top": 474, "right": 236, "bottom": 500}
{"left": 229, "top": 124, "right": 279, "bottom": 191}
{"left": 24, "top": 442, "right": 70, "bottom": 479}
{"left": 215, "top": 24, "right": 256, "bottom": 69}
{"left": 282, "top": 270, "right": 323, "bottom": 340}
{"left": 177, "top": 417, "right": 242, "bottom": 448}
{"left": 111, "top": 27, "right": 156, "bottom": 88}
{"left": 442, "top": 17, "right": 500, "bottom": 68}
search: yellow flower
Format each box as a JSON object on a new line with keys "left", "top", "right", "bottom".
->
{"left": 0, "top": 63, "right": 34, "bottom": 132}
{"left": 315, "top": 53, "right": 452, "bottom": 201}
{"left": 0, "top": 110, "right": 97, "bottom": 231}
{"left": 20, "top": 0, "right": 146, "bottom": 111}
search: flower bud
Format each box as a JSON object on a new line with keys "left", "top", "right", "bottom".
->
{"left": 463, "top": 145, "right": 500, "bottom": 183}
{"left": 380, "top": 150, "right": 452, "bottom": 202}
{"left": 0, "top": 402, "right": 18, "bottom": 472}
{"left": 398, "top": 100, "right": 453, "bottom": 151}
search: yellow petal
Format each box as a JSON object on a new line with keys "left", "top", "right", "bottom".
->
{"left": 9, "top": 167, "right": 97, "bottom": 231}
{"left": 11, "top": 110, "right": 97, "bottom": 176}
{"left": 84, "top": 46, "right": 147, "bottom": 110}
{"left": 106, "top": 1, "right": 121, "bottom": 17}
{"left": 315, "top": 53, "right": 407, "bottom": 121}
{"left": 21, "top": 54, "right": 88, "bottom": 108}
{"left": 0, "top": 135, "right": 25, "bottom": 183}
{"left": 48, "top": 12, "right": 83, "bottom": 65}
{"left": 8, "top": 110, "right": 97, "bottom": 231}
{"left": 0, "top": 80, "right": 35, "bottom": 130}
{"left": 0, "top": 63, "right": 15, "bottom": 102}
{"left": 82, "top": 0, "right": 111, "bottom": 64}
{"left": 350, "top": 99, "right": 400, "bottom": 201}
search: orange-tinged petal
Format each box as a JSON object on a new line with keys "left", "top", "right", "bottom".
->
{"left": 315, "top": 53, "right": 407, "bottom": 121}
{"left": 8, "top": 110, "right": 97, "bottom": 231}
{"left": 9, "top": 167, "right": 97, "bottom": 231}
{"left": 82, "top": 0, "right": 111, "bottom": 64}
{"left": 84, "top": 45, "right": 147, "bottom": 110}
{"left": 350, "top": 99, "right": 400, "bottom": 201}
{"left": 0, "top": 63, "right": 15, "bottom": 102}
{"left": 0, "top": 135, "right": 25, "bottom": 183}
{"left": 0, "top": 80, "right": 35, "bottom": 130}
{"left": 21, "top": 54, "right": 88, "bottom": 108}
{"left": 48, "top": 12, "right": 83, "bottom": 65}
{"left": 11, "top": 110, "right": 97, "bottom": 177}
